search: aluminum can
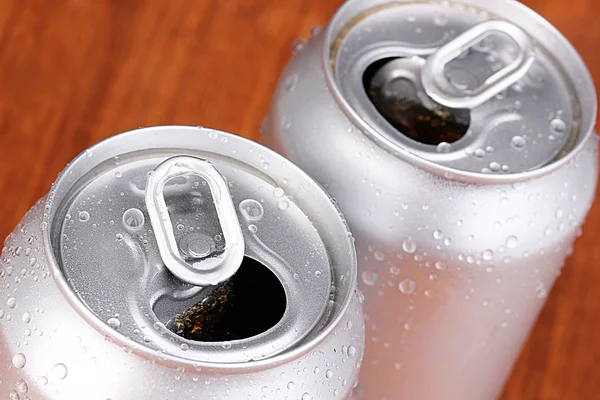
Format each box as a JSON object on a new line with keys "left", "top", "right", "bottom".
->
{"left": 0, "top": 126, "right": 365, "bottom": 400}
{"left": 262, "top": 1, "right": 598, "bottom": 399}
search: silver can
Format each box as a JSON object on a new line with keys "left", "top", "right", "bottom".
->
{"left": 262, "top": 1, "right": 598, "bottom": 399}
{"left": 0, "top": 126, "right": 364, "bottom": 400}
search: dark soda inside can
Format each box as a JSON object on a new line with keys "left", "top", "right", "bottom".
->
{"left": 167, "top": 257, "right": 287, "bottom": 342}
{"left": 364, "top": 57, "right": 470, "bottom": 145}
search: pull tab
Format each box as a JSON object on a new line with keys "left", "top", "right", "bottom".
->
{"left": 145, "top": 156, "right": 244, "bottom": 286}
{"left": 421, "top": 20, "right": 535, "bottom": 109}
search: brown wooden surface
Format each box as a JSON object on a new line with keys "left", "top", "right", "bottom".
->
{"left": 0, "top": 1, "right": 598, "bottom": 399}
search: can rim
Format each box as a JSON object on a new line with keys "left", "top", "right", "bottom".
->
{"left": 322, "top": 0, "right": 597, "bottom": 184}
{"left": 41, "top": 126, "right": 359, "bottom": 371}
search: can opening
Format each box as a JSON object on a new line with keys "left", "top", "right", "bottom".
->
{"left": 363, "top": 57, "right": 471, "bottom": 146}
{"left": 167, "top": 256, "right": 287, "bottom": 342}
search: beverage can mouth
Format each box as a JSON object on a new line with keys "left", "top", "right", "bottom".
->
{"left": 43, "top": 126, "right": 358, "bottom": 366}
{"left": 323, "top": 0, "right": 597, "bottom": 180}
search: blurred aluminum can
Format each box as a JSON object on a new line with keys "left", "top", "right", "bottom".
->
{"left": 0, "top": 126, "right": 364, "bottom": 400}
{"left": 262, "top": 0, "right": 598, "bottom": 399}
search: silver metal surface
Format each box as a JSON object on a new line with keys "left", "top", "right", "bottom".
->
{"left": 330, "top": 0, "right": 593, "bottom": 174}
{"left": 262, "top": 0, "right": 598, "bottom": 399}
{"left": 0, "top": 126, "right": 364, "bottom": 399}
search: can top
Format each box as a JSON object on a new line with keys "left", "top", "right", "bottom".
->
{"left": 43, "top": 126, "right": 357, "bottom": 367}
{"left": 325, "top": 0, "right": 597, "bottom": 177}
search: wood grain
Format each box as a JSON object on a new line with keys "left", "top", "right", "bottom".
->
{"left": 0, "top": 1, "right": 598, "bottom": 399}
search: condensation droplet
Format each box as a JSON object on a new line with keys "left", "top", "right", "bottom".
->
{"left": 402, "top": 238, "right": 417, "bottom": 254}
{"left": 437, "top": 142, "right": 451, "bottom": 153}
{"left": 361, "top": 271, "right": 379, "bottom": 286}
{"left": 7, "top": 297, "right": 17, "bottom": 309}
{"left": 52, "top": 363, "right": 68, "bottom": 380}
{"left": 22, "top": 312, "right": 31, "bottom": 323}
{"left": 511, "top": 136, "right": 526, "bottom": 149}
{"left": 347, "top": 346, "right": 357, "bottom": 358}
{"left": 16, "top": 379, "right": 28, "bottom": 394}
{"left": 239, "top": 199, "right": 264, "bottom": 221}
{"left": 550, "top": 118, "right": 567, "bottom": 135}
{"left": 374, "top": 250, "right": 386, "bottom": 261}
{"left": 482, "top": 250, "right": 494, "bottom": 261}
{"left": 122, "top": 208, "right": 145, "bottom": 231}
{"left": 277, "top": 198, "right": 290, "bottom": 211}
{"left": 506, "top": 236, "right": 518, "bottom": 249}
{"left": 107, "top": 317, "right": 121, "bottom": 330}
{"left": 78, "top": 211, "right": 90, "bottom": 222}
{"left": 12, "top": 353, "right": 26, "bottom": 368}
{"left": 399, "top": 279, "right": 416, "bottom": 294}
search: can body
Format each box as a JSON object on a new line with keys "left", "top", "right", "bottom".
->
{"left": 262, "top": 1, "right": 598, "bottom": 399}
{"left": 0, "top": 127, "right": 364, "bottom": 400}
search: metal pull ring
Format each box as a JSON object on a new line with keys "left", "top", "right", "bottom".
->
{"left": 145, "top": 156, "right": 244, "bottom": 286}
{"left": 421, "top": 20, "right": 535, "bottom": 110}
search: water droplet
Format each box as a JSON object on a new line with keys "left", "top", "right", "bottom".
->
{"left": 555, "top": 208, "right": 564, "bottom": 219}
{"left": 506, "top": 236, "right": 518, "bottom": 249}
{"left": 280, "top": 116, "right": 291, "bottom": 130}
{"left": 9, "top": 390, "right": 20, "bottom": 400}
{"left": 482, "top": 249, "right": 494, "bottom": 261}
{"left": 8, "top": 297, "right": 17, "bottom": 309}
{"left": 361, "top": 271, "right": 379, "bottom": 286}
{"left": 399, "top": 279, "right": 416, "bottom": 294}
{"left": 273, "top": 187, "right": 285, "bottom": 199}
{"left": 433, "top": 13, "right": 447, "bottom": 26}
{"left": 489, "top": 162, "right": 501, "bottom": 172}
{"left": 402, "top": 238, "right": 417, "bottom": 253}
{"left": 180, "top": 343, "right": 189, "bottom": 351}
{"left": 12, "top": 353, "right": 26, "bottom": 368}
{"left": 433, "top": 230, "right": 444, "bottom": 240}
{"left": 277, "top": 198, "right": 290, "bottom": 211}
{"left": 474, "top": 149, "right": 486, "bottom": 158}
{"left": 550, "top": 118, "right": 567, "bottom": 135}
{"left": 437, "top": 142, "right": 451, "bottom": 153}
{"left": 248, "top": 225, "right": 258, "bottom": 234}
{"left": 38, "top": 376, "right": 48, "bottom": 386}
{"left": 221, "top": 342, "right": 232, "bottom": 350}
{"left": 287, "top": 381, "right": 295, "bottom": 390}
{"left": 239, "top": 199, "right": 264, "bottom": 221}
{"left": 22, "top": 312, "right": 31, "bottom": 323}
{"left": 511, "top": 136, "right": 526, "bottom": 149}
{"left": 114, "top": 171, "right": 123, "bottom": 179}
{"left": 122, "top": 208, "right": 145, "bottom": 231}
{"left": 314, "top": 270, "right": 322, "bottom": 277}
{"left": 52, "top": 363, "right": 68, "bottom": 380}
{"left": 78, "top": 211, "right": 90, "bottom": 222}
{"left": 435, "top": 261, "right": 447, "bottom": 270}
{"left": 302, "top": 393, "right": 311, "bottom": 400}
{"left": 107, "top": 317, "right": 121, "bottom": 330}
{"left": 292, "top": 39, "right": 306, "bottom": 54}
{"left": 346, "top": 346, "right": 358, "bottom": 359}
{"left": 285, "top": 74, "right": 298, "bottom": 92}
{"left": 16, "top": 379, "right": 28, "bottom": 393}
{"left": 374, "top": 250, "right": 386, "bottom": 261}
{"left": 390, "top": 266, "right": 401, "bottom": 275}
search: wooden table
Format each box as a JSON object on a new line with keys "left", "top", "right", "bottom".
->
{"left": 0, "top": 1, "right": 597, "bottom": 398}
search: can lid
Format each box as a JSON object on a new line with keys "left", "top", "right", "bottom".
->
{"left": 44, "top": 127, "right": 356, "bottom": 365}
{"left": 327, "top": 0, "right": 597, "bottom": 176}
